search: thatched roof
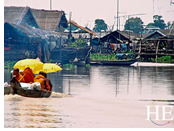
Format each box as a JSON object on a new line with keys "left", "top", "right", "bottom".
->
{"left": 4, "top": 6, "right": 39, "bottom": 28}
{"left": 4, "top": 6, "right": 68, "bottom": 32}
{"left": 31, "top": 8, "right": 68, "bottom": 31}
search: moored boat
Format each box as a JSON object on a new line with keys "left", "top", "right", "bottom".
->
{"left": 101, "top": 59, "right": 137, "bottom": 66}
{"left": 90, "top": 59, "right": 137, "bottom": 66}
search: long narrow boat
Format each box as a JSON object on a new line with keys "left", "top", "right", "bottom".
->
{"left": 4, "top": 77, "right": 51, "bottom": 98}
{"left": 90, "top": 59, "right": 137, "bottom": 66}
{"left": 101, "top": 59, "right": 137, "bottom": 66}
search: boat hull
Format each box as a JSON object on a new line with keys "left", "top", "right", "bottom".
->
{"left": 101, "top": 59, "right": 137, "bottom": 66}
{"left": 90, "top": 59, "right": 137, "bottom": 66}
{"left": 5, "top": 77, "right": 52, "bottom": 98}
{"left": 4, "top": 87, "right": 11, "bottom": 95}
{"left": 15, "top": 88, "right": 52, "bottom": 98}
{"left": 4, "top": 86, "right": 52, "bottom": 98}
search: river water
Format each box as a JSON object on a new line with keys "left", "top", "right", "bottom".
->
{"left": 4, "top": 63, "right": 174, "bottom": 128}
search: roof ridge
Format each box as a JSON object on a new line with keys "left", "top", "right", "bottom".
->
{"left": 16, "top": 6, "right": 29, "bottom": 25}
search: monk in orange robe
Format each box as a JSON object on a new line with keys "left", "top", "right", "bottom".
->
{"left": 34, "top": 71, "right": 52, "bottom": 92}
{"left": 13, "top": 68, "right": 25, "bottom": 82}
{"left": 22, "top": 67, "right": 35, "bottom": 83}
{"left": 13, "top": 67, "right": 35, "bottom": 83}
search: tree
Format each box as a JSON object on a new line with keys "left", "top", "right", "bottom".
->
{"left": 166, "top": 21, "right": 173, "bottom": 29}
{"left": 147, "top": 15, "right": 166, "bottom": 29}
{"left": 153, "top": 15, "right": 166, "bottom": 29}
{"left": 93, "top": 19, "right": 108, "bottom": 32}
{"left": 124, "top": 17, "right": 144, "bottom": 34}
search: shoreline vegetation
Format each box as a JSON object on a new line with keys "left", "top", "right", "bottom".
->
{"left": 90, "top": 53, "right": 174, "bottom": 63}
{"left": 90, "top": 53, "right": 134, "bottom": 61}
{"left": 4, "top": 61, "right": 89, "bottom": 71}
{"left": 142, "top": 56, "right": 174, "bottom": 63}
{"left": 4, "top": 55, "right": 174, "bottom": 70}
{"left": 90, "top": 53, "right": 119, "bottom": 61}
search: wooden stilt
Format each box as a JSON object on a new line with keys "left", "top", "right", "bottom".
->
{"left": 155, "top": 41, "right": 160, "bottom": 63}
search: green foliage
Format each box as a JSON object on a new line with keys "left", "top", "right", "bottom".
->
{"left": 67, "top": 37, "right": 86, "bottom": 48}
{"left": 124, "top": 17, "right": 144, "bottom": 34}
{"left": 85, "top": 64, "right": 90, "bottom": 68}
{"left": 157, "top": 56, "right": 172, "bottom": 63}
{"left": 166, "top": 22, "right": 173, "bottom": 29}
{"left": 149, "top": 56, "right": 172, "bottom": 63}
{"left": 147, "top": 15, "right": 166, "bottom": 29}
{"left": 63, "top": 64, "right": 77, "bottom": 70}
{"left": 93, "top": 19, "right": 108, "bottom": 32}
{"left": 146, "top": 23, "right": 154, "bottom": 27}
{"left": 4, "top": 61, "right": 17, "bottom": 69}
{"left": 153, "top": 15, "right": 166, "bottom": 29}
{"left": 90, "top": 53, "right": 118, "bottom": 61}
{"left": 48, "top": 59, "right": 53, "bottom": 63}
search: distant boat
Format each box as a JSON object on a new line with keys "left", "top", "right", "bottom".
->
{"left": 101, "top": 59, "right": 137, "bottom": 66}
{"left": 90, "top": 59, "right": 137, "bottom": 66}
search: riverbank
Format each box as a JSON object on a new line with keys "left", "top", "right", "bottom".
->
{"left": 4, "top": 60, "right": 174, "bottom": 70}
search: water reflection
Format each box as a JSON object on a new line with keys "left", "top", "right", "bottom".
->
{"left": 4, "top": 66, "right": 174, "bottom": 99}
{"left": 4, "top": 95, "right": 62, "bottom": 128}
{"left": 4, "top": 65, "right": 174, "bottom": 128}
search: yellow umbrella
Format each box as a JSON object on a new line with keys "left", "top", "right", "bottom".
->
{"left": 13, "top": 59, "right": 43, "bottom": 70}
{"left": 32, "top": 63, "right": 62, "bottom": 74}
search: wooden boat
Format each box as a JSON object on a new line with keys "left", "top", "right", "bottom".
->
{"left": 4, "top": 87, "right": 11, "bottom": 95}
{"left": 72, "top": 60, "right": 86, "bottom": 66}
{"left": 90, "top": 59, "right": 137, "bottom": 66}
{"left": 101, "top": 59, "right": 137, "bottom": 66}
{"left": 4, "top": 77, "right": 51, "bottom": 98}
{"left": 4, "top": 87, "right": 51, "bottom": 98}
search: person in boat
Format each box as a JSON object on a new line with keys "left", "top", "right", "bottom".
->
{"left": 13, "top": 67, "right": 35, "bottom": 83}
{"left": 13, "top": 68, "right": 25, "bottom": 82}
{"left": 34, "top": 71, "right": 52, "bottom": 92}
{"left": 22, "top": 67, "right": 35, "bottom": 83}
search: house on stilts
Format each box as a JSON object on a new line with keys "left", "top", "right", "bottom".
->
{"left": 4, "top": 6, "right": 68, "bottom": 62}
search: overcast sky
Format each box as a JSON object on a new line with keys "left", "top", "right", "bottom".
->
{"left": 4, "top": 0, "right": 174, "bottom": 30}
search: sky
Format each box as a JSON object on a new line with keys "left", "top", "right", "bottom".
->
{"left": 3, "top": 0, "right": 174, "bottom": 30}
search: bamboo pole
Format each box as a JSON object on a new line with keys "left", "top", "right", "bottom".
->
{"left": 155, "top": 41, "right": 160, "bottom": 63}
